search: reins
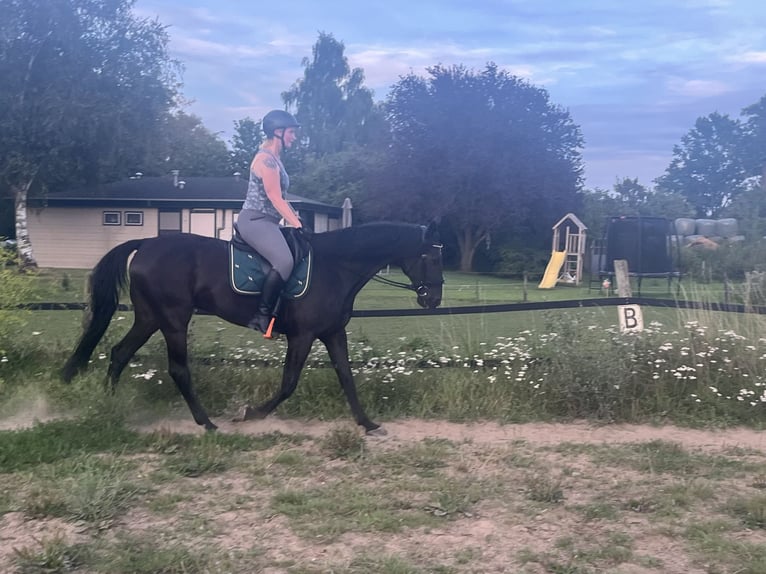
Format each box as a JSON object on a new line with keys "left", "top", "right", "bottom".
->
{"left": 370, "top": 236, "right": 445, "bottom": 297}
{"left": 326, "top": 224, "right": 444, "bottom": 297}
{"left": 371, "top": 273, "right": 420, "bottom": 292}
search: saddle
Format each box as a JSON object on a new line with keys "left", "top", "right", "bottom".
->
{"left": 228, "top": 227, "right": 312, "bottom": 298}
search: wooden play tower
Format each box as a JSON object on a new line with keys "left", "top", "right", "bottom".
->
{"left": 539, "top": 213, "right": 588, "bottom": 288}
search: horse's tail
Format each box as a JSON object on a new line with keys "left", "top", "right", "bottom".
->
{"left": 62, "top": 239, "right": 144, "bottom": 382}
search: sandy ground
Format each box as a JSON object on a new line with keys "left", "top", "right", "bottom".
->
{"left": 2, "top": 405, "right": 765, "bottom": 573}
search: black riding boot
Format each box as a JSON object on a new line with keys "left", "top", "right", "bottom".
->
{"left": 249, "top": 269, "right": 285, "bottom": 337}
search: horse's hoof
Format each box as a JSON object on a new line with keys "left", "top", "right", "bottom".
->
{"left": 233, "top": 405, "right": 267, "bottom": 422}
{"left": 366, "top": 426, "right": 387, "bottom": 437}
{"left": 204, "top": 422, "right": 218, "bottom": 432}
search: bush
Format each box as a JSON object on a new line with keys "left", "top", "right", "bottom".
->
{"left": 492, "top": 247, "right": 550, "bottom": 276}
{"left": 679, "top": 240, "right": 766, "bottom": 282}
{"left": 0, "top": 247, "right": 35, "bottom": 351}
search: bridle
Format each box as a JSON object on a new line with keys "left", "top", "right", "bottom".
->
{"left": 371, "top": 234, "right": 444, "bottom": 299}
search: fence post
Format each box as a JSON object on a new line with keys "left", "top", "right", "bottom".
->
{"left": 523, "top": 272, "right": 528, "bottom": 302}
{"left": 613, "top": 260, "right": 632, "bottom": 297}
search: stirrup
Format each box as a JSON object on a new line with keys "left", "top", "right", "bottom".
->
{"left": 263, "top": 317, "right": 277, "bottom": 339}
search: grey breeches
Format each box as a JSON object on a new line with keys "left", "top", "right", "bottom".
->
{"left": 236, "top": 209, "right": 294, "bottom": 281}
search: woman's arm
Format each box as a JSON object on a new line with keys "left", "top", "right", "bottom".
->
{"left": 252, "top": 154, "right": 302, "bottom": 228}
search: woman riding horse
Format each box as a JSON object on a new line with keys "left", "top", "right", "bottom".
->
{"left": 238, "top": 109, "right": 305, "bottom": 337}
{"left": 62, "top": 222, "right": 444, "bottom": 434}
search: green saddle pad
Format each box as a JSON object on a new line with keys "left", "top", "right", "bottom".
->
{"left": 228, "top": 243, "right": 311, "bottom": 298}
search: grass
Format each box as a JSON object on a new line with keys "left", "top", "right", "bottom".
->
{"left": 2, "top": 417, "right": 766, "bottom": 573}
{"left": 3, "top": 294, "right": 765, "bottom": 433}
{"left": 0, "top": 416, "right": 144, "bottom": 472}
{"left": 2, "top": 266, "right": 766, "bottom": 571}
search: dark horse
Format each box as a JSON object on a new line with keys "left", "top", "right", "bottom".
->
{"left": 62, "top": 222, "right": 443, "bottom": 433}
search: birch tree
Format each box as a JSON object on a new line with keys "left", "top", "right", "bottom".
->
{"left": 0, "top": 0, "right": 178, "bottom": 268}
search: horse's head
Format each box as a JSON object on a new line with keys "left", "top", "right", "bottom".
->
{"left": 401, "top": 221, "right": 444, "bottom": 309}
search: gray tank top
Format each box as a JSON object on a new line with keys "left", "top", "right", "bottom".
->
{"left": 242, "top": 149, "right": 290, "bottom": 219}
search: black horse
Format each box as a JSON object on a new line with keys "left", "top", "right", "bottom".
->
{"left": 62, "top": 222, "right": 444, "bottom": 433}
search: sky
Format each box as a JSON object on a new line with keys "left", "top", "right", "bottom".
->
{"left": 135, "top": 0, "right": 766, "bottom": 190}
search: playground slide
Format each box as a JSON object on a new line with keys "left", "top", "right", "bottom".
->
{"left": 538, "top": 251, "right": 566, "bottom": 289}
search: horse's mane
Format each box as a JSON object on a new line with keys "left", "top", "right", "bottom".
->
{"left": 312, "top": 222, "right": 423, "bottom": 260}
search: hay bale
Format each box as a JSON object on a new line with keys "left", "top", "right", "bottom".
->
{"left": 715, "top": 218, "right": 739, "bottom": 238}
{"left": 674, "top": 218, "right": 696, "bottom": 236}
{"left": 695, "top": 219, "right": 717, "bottom": 236}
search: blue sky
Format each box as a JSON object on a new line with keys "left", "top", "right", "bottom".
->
{"left": 135, "top": 0, "right": 765, "bottom": 190}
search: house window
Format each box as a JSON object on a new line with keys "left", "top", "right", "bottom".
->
{"left": 103, "top": 211, "right": 121, "bottom": 226}
{"left": 124, "top": 211, "right": 143, "bottom": 226}
{"left": 159, "top": 210, "right": 181, "bottom": 235}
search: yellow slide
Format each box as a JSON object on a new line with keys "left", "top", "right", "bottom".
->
{"left": 538, "top": 251, "right": 566, "bottom": 289}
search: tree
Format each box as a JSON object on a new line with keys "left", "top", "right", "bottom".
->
{"left": 282, "top": 32, "right": 384, "bottom": 159}
{"left": 655, "top": 112, "right": 746, "bottom": 217}
{"left": 143, "top": 111, "right": 231, "bottom": 177}
{"left": 229, "top": 117, "right": 263, "bottom": 175}
{"left": 376, "top": 63, "right": 583, "bottom": 271}
{"left": 0, "top": 0, "right": 178, "bottom": 267}
{"left": 291, "top": 147, "right": 389, "bottom": 215}
{"left": 740, "top": 95, "right": 766, "bottom": 177}
{"left": 580, "top": 179, "right": 694, "bottom": 239}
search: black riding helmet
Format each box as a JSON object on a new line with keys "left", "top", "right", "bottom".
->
{"left": 262, "top": 110, "right": 300, "bottom": 151}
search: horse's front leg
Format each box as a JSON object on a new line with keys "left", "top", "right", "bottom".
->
{"left": 238, "top": 333, "right": 314, "bottom": 421}
{"left": 320, "top": 329, "right": 381, "bottom": 434}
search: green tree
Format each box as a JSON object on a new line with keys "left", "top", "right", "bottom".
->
{"left": 581, "top": 179, "right": 694, "bottom": 240}
{"left": 143, "top": 111, "right": 231, "bottom": 177}
{"left": 229, "top": 117, "right": 263, "bottom": 175}
{"left": 282, "top": 32, "right": 384, "bottom": 159}
{"left": 376, "top": 63, "right": 583, "bottom": 271}
{"left": 740, "top": 95, "right": 766, "bottom": 176}
{"left": 0, "top": 0, "right": 179, "bottom": 267}
{"left": 655, "top": 112, "right": 746, "bottom": 218}
{"left": 580, "top": 187, "right": 626, "bottom": 240}
{"left": 290, "top": 147, "right": 389, "bottom": 215}
{"left": 722, "top": 176, "right": 766, "bottom": 239}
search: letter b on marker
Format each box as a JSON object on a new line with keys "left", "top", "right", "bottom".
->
{"left": 618, "top": 305, "right": 643, "bottom": 332}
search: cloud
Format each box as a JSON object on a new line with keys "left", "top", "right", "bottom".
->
{"left": 348, "top": 44, "right": 498, "bottom": 91}
{"left": 348, "top": 41, "right": 572, "bottom": 95}
{"left": 171, "top": 36, "right": 271, "bottom": 59}
{"left": 666, "top": 78, "right": 733, "bottom": 98}
{"left": 730, "top": 51, "right": 766, "bottom": 64}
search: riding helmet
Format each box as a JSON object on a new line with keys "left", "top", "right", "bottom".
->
{"left": 262, "top": 110, "right": 300, "bottom": 137}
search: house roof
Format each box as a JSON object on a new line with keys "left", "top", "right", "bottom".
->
{"left": 35, "top": 175, "right": 342, "bottom": 215}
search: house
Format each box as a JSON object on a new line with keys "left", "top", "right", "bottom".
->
{"left": 27, "top": 172, "right": 347, "bottom": 269}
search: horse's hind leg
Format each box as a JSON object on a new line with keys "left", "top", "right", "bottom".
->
{"left": 107, "top": 313, "right": 159, "bottom": 390}
{"left": 161, "top": 326, "right": 217, "bottom": 431}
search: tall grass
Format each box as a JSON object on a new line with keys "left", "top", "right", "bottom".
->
{"left": 1, "top": 270, "right": 764, "bottom": 428}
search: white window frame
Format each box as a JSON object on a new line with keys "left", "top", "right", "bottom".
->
{"left": 103, "top": 211, "right": 121, "bottom": 226}
{"left": 124, "top": 211, "right": 144, "bottom": 226}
